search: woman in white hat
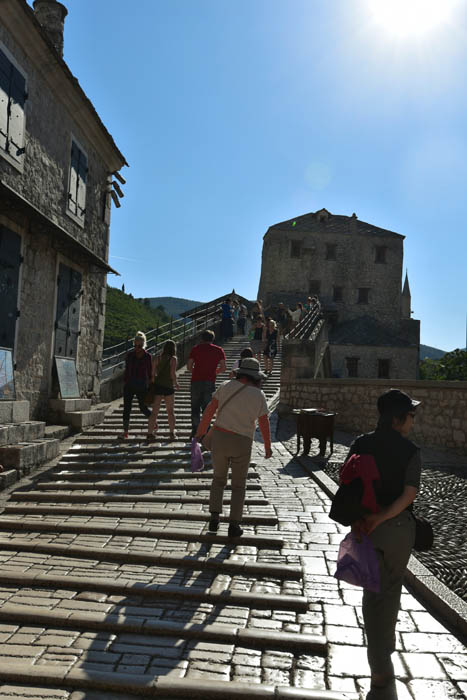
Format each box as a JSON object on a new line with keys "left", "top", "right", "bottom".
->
{"left": 195, "top": 358, "right": 272, "bottom": 537}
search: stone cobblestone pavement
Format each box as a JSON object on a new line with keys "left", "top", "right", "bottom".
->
{"left": 0, "top": 338, "right": 464, "bottom": 698}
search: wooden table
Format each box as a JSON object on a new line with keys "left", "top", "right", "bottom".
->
{"left": 292, "top": 408, "right": 337, "bottom": 456}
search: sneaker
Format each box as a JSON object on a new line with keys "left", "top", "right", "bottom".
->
{"left": 208, "top": 517, "right": 219, "bottom": 532}
{"left": 145, "top": 434, "right": 156, "bottom": 443}
{"left": 228, "top": 523, "right": 243, "bottom": 538}
{"left": 169, "top": 432, "right": 177, "bottom": 442}
{"left": 117, "top": 432, "right": 128, "bottom": 441}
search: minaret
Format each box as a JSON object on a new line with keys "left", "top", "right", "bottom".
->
{"left": 401, "top": 271, "right": 411, "bottom": 319}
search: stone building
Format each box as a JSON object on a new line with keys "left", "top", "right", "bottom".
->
{"left": 258, "top": 208, "right": 420, "bottom": 379}
{"left": 0, "top": 0, "right": 126, "bottom": 418}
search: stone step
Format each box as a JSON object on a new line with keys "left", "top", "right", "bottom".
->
{"left": 0, "top": 666, "right": 356, "bottom": 700}
{"left": 0, "top": 539, "right": 303, "bottom": 579}
{"left": 49, "top": 398, "right": 92, "bottom": 412}
{"left": 48, "top": 470, "right": 259, "bottom": 482}
{"left": 10, "top": 491, "right": 270, "bottom": 506}
{"left": 0, "top": 420, "right": 45, "bottom": 445}
{"left": 0, "top": 517, "right": 284, "bottom": 548}
{"left": 3, "top": 504, "right": 279, "bottom": 525}
{"left": 64, "top": 409, "right": 106, "bottom": 430}
{"left": 0, "top": 400, "right": 29, "bottom": 424}
{"left": 31, "top": 479, "right": 263, "bottom": 491}
{"left": 0, "top": 437, "right": 61, "bottom": 471}
{"left": 0, "top": 569, "right": 308, "bottom": 611}
{"left": 44, "top": 424, "right": 72, "bottom": 440}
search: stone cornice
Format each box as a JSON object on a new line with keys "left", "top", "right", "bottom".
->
{"left": 2, "top": 0, "right": 128, "bottom": 173}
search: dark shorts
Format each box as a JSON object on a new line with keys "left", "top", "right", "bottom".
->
{"left": 153, "top": 384, "right": 174, "bottom": 396}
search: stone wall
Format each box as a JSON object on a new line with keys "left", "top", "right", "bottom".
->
{"left": 329, "top": 344, "right": 419, "bottom": 380}
{"left": 280, "top": 378, "right": 467, "bottom": 454}
{"left": 0, "top": 24, "right": 110, "bottom": 260}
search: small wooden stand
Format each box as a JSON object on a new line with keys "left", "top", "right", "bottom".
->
{"left": 293, "top": 408, "right": 337, "bottom": 456}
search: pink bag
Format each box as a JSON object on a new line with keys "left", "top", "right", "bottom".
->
{"left": 334, "top": 532, "right": 380, "bottom": 592}
{"left": 190, "top": 438, "right": 204, "bottom": 473}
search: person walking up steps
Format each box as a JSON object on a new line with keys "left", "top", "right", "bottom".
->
{"left": 119, "top": 331, "right": 152, "bottom": 440}
{"left": 146, "top": 340, "right": 179, "bottom": 442}
{"left": 187, "top": 330, "right": 226, "bottom": 438}
{"left": 348, "top": 389, "right": 422, "bottom": 694}
{"left": 195, "top": 358, "right": 272, "bottom": 538}
{"left": 263, "top": 319, "right": 280, "bottom": 375}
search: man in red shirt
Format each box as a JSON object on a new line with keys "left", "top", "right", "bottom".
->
{"left": 187, "top": 330, "right": 226, "bottom": 437}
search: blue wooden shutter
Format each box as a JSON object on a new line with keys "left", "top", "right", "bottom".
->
{"left": 0, "top": 49, "right": 11, "bottom": 153}
{"left": 7, "top": 63, "right": 26, "bottom": 161}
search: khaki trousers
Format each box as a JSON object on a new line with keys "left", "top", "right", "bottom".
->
{"left": 362, "top": 509, "right": 415, "bottom": 676}
{"left": 209, "top": 429, "right": 252, "bottom": 522}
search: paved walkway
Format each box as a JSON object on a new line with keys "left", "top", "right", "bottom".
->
{"left": 0, "top": 337, "right": 463, "bottom": 699}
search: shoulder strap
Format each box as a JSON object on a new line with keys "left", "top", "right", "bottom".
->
{"left": 217, "top": 383, "right": 248, "bottom": 418}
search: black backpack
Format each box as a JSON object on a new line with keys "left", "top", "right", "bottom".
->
{"left": 329, "top": 478, "right": 369, "bottom": 526}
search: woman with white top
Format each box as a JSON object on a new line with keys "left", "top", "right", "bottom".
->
{"left": 195, "top": 358, "right": 272, "bottom": 537}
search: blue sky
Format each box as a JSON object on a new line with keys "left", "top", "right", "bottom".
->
{"left": 36, "top": 0, "right": 467, "bottom": 350}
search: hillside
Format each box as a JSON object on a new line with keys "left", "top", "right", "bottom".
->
{"left": 104, "top": 287, "right": 170, "bottom": 347}
{"left": 419, "top": 344, "right": 447, "bottom": 360}
{"left": 138, "top": 296, "right": 202, "bottom": 318}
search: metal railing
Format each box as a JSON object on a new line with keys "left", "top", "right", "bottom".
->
{"left": 285, "top": 303, "right": 322, "bottom": 341}
{"left": 100, "top": 299, "right": 223, "bottom": 380}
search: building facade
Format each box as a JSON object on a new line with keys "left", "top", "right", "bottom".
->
{"left": 0, "top": 0, "right": 126, "bottom": 417}
{"left": 258, "top": 208, "right": 420, "bottom": 379}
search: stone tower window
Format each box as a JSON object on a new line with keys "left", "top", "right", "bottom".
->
{"left": 290, "top": 240, "right": 302, "bottom": 258}
{"left": 357, "top": 287, "right": 370, "bottom": 304}
{"left": 67, "top": 139, "right": 88, "bottom": 225}
{"left": 309, "top": 280, "right": 321, "bottom": 295}
{"left": 378, "top": 359, "right": 390, "bottom": 379}
{"left": 346, "top": 357, "right": 359, "bottom": 377}
{"left": 333, "top": 286, "right": 343, "bottom": 302}
{"left": 326, "top": 244, "right": 337, "bottom": 260}
{"left": 0, "top": 44, "right": 27, "bottom": 167}
{"left": 375, "top": 246, "right": 387, "bottom": 263}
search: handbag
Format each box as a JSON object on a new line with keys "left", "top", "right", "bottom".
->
{"left": 412, "top": 513, "right": 434, "bottom": 552}
{"left": 191, "top": 437, "right": 204, "bottom": 472}
{"left": 144, "top": 382, "right": 155, "bottom": 406}
{"left": 334, "top": 532, "right": 380, "bottom": 593}
{"left": 202, "top": 384, "right": 248, "bottom": 450}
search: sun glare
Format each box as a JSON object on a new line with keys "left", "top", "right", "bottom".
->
{"left": 369, "top": 0, "right": 459, "bottom": 38}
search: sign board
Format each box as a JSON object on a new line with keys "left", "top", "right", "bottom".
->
{"left": 0, "top": 347, "right": 15, "bottom": 400}
{"left": 54, "top": 356, "right": 80, "bottom": 399}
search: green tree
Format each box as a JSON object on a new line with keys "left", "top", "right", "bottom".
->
{"left": 420, "top": 349, "right": 467, "bottom": 380}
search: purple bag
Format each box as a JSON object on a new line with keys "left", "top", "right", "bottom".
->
{"left": 334, "top": 532, "right": 380, "bottom": 593}
{"left": 190, "top": 438, "right": 204, "bottom": 473}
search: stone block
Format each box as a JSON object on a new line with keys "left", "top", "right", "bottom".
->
{"left": 68, "top": 410, "right": 105, "bottom": 431}
{"left": 12, "top": 401, "right": 30, "bottom": 423}
{"left": 0, "top": 438, "right": 60, "bottom": 470}
{"left": 49, "top": 399, "right": 91, "bottom": 412}
{"left": 0, "top": 403, "right": 13, "bottom": 423}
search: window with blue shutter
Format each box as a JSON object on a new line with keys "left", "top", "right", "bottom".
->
{"left": 68, "top": 140, "right": 87, "bottom": 223}
{"left": 0, "top": 46, "right": 27, "bottom": 164}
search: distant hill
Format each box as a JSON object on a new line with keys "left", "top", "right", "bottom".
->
{"left": 104, "top": 287, "right": 170, "bottom": 347}
{"left": 419, "top": 344, "right": 447, "bottom": 360}
{"left": 137, "top": 296, "right": 202, "bottom": 319}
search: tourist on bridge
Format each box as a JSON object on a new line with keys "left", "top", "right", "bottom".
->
{"left": 187, "top": 330, "right": 226, "bottom": 438}
{"left": 275, "top": 302, "right": 292, "bottom": 335}
{"left": 237, "top": 301, "right": 248, "bottom": 335}
{"left": 146, "top": 340, "right": 180, "bottom": 443}
{"left": 263, "top": 319, "right": 280, "bottom": 375}
{"left": 195, "top": 357, "right": 272, "bottom": 538}
{"left": 220, "top": 298, "right": 234, "bottom": 341}
{"left": 229, "top": 346, "right": 254, "bottom": 378}
{"left": 118, "top": 331, "right": 153, "bottom": 441}
{"left": 348, "top": 389, "right": 421, "bottom": 692}
{"left": 250, "top": 314, "right": 265, "bottom": 364}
